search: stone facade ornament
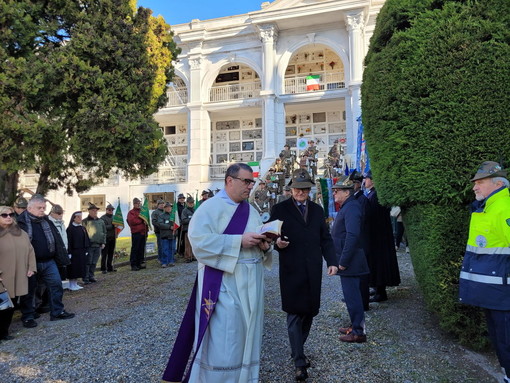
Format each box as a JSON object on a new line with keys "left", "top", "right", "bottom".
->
{"left": 345, "top": 12, "right": 364, "bottom": 32}
{"left": 259, "top": 24, "right": 278, "bottom": 44}
{"left": 189, "top": 57, "right": 202, "bottom": 70}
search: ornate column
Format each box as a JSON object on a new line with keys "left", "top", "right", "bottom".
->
{"left": 258, "top": 24, "right": 279, "bottom": 171}
{"left": 344, "top": 10, "right": 365, "bottom": 160}
{"left": 187, "top": 50, "right": 211, "bottom": 183}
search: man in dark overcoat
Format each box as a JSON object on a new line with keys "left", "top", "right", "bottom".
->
{"left": 331, "top": 177, "right": 369, "bottom": 343}
{"left": 364, "top": 171, "right": 401, "bottom": 302}
{"left": 270, "top": 169, "right": 338, "bottom": 382}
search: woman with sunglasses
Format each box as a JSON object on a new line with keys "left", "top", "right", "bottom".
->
{"left": 0, "top": 206, "right": 37, "bottom": 341}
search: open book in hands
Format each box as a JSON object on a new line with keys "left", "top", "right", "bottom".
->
{"left": 256, "top": 219, "right": 283, "bottom": 241}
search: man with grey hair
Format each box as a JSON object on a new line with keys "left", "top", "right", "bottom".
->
{"left": 17, "top": 195, "right": 74, "bottom": 326}
{"left": 459, "top": 161, "right": 510, "bottom": 383}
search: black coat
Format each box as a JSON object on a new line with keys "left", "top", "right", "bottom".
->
{"left": 331, "top": 195, "right": 369, "bottom": 276}
{"left": 66, "top": 224, "right": 90, "bottom": 279}
{"left": 365, "top": 188, "right": 401, "bottom": 287}
{"left": 270, "top": 198, "right": 337, "bottom": 316}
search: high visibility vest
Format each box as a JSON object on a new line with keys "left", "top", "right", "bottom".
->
{"left": 459, "top": 187, "right": 510, "bottom": 310}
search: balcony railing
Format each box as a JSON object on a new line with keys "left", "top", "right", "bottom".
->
{"left": 140, "top": 167, "right": 188, "bottom": 184}
{"left": 284, "top": 73, "right": 345, "bottom": 94}
{"left": 209, "top": 81, "right": 261, "bottom": 102}
{"left": 209, "top": 164, "right": 229, "bottom": 179}
{"left": 165, "top": 87, "right": 188, "bottom": 107}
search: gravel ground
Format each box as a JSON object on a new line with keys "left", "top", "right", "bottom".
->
{"left": 0, "top": 250, "right": 503, "bottom": 383}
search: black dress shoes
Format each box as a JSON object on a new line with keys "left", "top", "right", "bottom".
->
{"left": 295, "top": 366, "right": 308, "bottom": 381}
{"left": 131, "top": 266, "right": 140, "bottom": 271}
{"left": 50, "top": 310, "right": 75, "bottom": 321}
{"left": 22, "top": 319, "right": 38, "bottom": 328}
{"left": 369, "top": 294, "right": 388, "bottom": 302}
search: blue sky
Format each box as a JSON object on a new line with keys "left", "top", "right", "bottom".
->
{"left": 137, "top": 0, "right": 273, "bottom": 26}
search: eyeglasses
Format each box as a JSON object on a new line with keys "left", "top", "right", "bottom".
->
{"left": 0, "top": 213, "right": 15, "bottom": 218}
{"left": 231, "top": 177, "right": 256, "bottom": 186}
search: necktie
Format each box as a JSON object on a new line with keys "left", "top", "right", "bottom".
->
{"left": 299, "top": 204, "right": 306, "bottom": 216}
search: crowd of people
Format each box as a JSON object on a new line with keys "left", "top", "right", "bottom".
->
{"left": 1, "top": 160, "right": 508, "bottom": 383}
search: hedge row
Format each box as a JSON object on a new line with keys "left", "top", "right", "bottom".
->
{"left": 362, "top": 0, "right": 510, "bottom": 347}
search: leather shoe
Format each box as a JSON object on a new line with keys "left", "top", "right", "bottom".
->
{"left": 22, "top": 319, "right": 38, "bottom": 328}
{"left": 1, "top": 335, "right": 14, "bottom": 341}
{"left": 138, "top": 264, "right": 147, "bottom": 269}
{"left": 34, "top": 312, "right": 41, "bottom": 319}
{"left": 108, "top": 269, "right": 117, "bottom": 272}
{"left": 295, "top": 366, "right": 308, "bottom": 381}
{"left": 50, "top": 311, "right": 75, "bottom": 321}
{"left": 339, "top": 326, "right": 352, "bottom": 335}
{"left": 369, "top": 294, "right": 388, "bottom": 303}
{"left": 369, "top": 287, "right": 377, "bottom": 296}
{"left": 340, "top": 333, "right": 367, "bottom": 343}
{"left": 102, "top": 270, "right": 107, "bottom": 274}
{"left": 131, "top": 266, "right": 140, "bottom": 271}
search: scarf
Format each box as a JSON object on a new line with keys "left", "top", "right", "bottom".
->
{"left": 18, "top": 211, "right": 55, "bottom": 254}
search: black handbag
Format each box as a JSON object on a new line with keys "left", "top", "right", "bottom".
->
{"left": 0, "top": 280, "right": 14, "bottom": 310}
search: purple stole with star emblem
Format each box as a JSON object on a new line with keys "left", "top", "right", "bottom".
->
{"left": 162, "top": 200, "right": 250, "bottom": 383}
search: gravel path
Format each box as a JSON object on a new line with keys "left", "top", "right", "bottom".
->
{"left": 0, "top": 250, "right": 502, "bottom": 383}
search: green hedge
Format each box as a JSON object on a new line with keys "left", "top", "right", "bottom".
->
{"left": 362, "top": 0, "right": 510, "bottom": 347}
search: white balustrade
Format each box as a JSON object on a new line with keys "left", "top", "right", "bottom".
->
{"left": 209, "top": 81, "right": 261, "bottom": 102}
{"left": 284, "top": 73, "right": 345, "bottom": 94}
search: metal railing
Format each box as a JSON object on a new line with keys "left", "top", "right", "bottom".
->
{"left": 209, "top": 81, "right": 261, "bottom": 102}
{"left": 284, "top": 73, "right": 345, "bottom": 94}
{"left": 140, "top": 167, "right": 188, "bottom": 184}
{"left": 165, "top": 87, "right": 188, "bottom": 107}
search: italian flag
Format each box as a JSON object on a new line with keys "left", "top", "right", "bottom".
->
{"left": 171, "top": 200, "right": 180, "bottom": 231}
{"left": 248, "top": 161, "right": 260, "bottom": 178}
{"left": 306, "top": 75, "right": 321, "bottom": 91}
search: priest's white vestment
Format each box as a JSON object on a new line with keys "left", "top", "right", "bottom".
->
{"left": 187, "top": 190, "right": 271, "bottom": 383}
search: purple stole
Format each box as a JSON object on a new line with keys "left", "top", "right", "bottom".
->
{"left": 162, "top": 201, "right": 250, "bottom": 383}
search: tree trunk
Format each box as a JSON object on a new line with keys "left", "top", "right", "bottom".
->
{"left": 0, "top": 170, "right": 19, "bottom": 205}
{"left": 36, "top": 165, "right": 51, "bottom": 196}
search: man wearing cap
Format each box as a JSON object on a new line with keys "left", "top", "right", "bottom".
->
{"left": 269, "top": 169, "right": 338, "bottom": 381}
{"left": 197, "top": 190, "right": 209, "bottom": 208}
{"left": 175, "top": 193, "right": 186, "bottom": 257}
{"left": 82, "top": 203, "right": 106, "bottom": 284}
{"left": 13, "top": 197, "right": 28, "bottom": 218}
{"left": 162, "top": 163, "right": 271, "bottom": 383}
{"left": 100, "top": 204, "right": 117, "bottom": 273}
{"left": 279, "top": 144, "right": 294, "bottom": 177}
{"left": 127, "top": 198, "right": 147, "bottom": 271}
{"left": 151, "top": 199, "right": 166, "bottom": 265}
{"left": 181, "top": 196, "right": 196, "bottom": 262}
{"left": 157, "top": 202, "right": 175, "bottom": 268}
{"left": 459, "top": 161, "right": 510, "bottom": 383}
{"left": 331, "top": 177, "right": 369, "bottom": 343}
{"left": 364, "top": 171, "right": 401, "bottom": 302}
{"left": 350, "top": 171, "right": 370, "bottom": 311}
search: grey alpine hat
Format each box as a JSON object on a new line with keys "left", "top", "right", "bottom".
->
{"left": 332, "top": 176, "right": 354, "bottom": 190}
{"left": 288, "top": 169, "right": 315, "bottom": 189}
{"left": 14, "top": 197, "right": 28, "bottom": 208}
{"left": 471, "top": 161, "right": 507, "bottom": 182}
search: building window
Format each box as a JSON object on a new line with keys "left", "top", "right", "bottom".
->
{"left": 144, "top": 192, "right": 175, "bottom": 209}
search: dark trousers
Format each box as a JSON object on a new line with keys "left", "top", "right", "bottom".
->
{"left": 360, "top": 274, "right": 370, "bottom": 311}
{"left": 485, "top": 309, "right": 510, "bottom": 375}
{"left": 19, "top": 275, "right": 37, "bottom": 321}
{"left": 130, "top": 233, "right": 146, "bottom": 267}
{"left": 395, "top": 221, "right": 407, "bottom": 248}
{"left": 341, "top": 276, "right": 365, "bottom": 336}
{"left": 0, "top": 306, "right": 15, "bottom": 338}
{"left": 176, "top": 228, "right": 185, "bottom": 255}
{"left": 287, "top": 313, "right": 314, "bottom": 367}
{"left": 101, "top": 237, "right": 116, "bottom": 271}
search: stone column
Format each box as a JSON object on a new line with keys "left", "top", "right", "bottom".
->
{"left": 187, "top": 54, "right": 211, "bottom": 183}
{"left": 344, "top": 10, "right": 365, "bottom": 160}
{"left": 258, "top": 24, "right": 279, "bottom": 172}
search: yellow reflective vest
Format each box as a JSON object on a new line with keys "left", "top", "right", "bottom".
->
{"left": 459, "top": 187, "right": 510, "bottom": 310}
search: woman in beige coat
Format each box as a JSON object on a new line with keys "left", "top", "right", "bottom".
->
{"left": 0, "top": 205, "right": 37, "bottom": 341}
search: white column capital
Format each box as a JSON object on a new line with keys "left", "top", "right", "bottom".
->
{"left": 344, "top": 11, "right": 365, "bottom": 32}
{"left": 189, "top": 57, "right": 202, "bottom": 70}
{"left": 258, "top": 24, "right": 279, "bottom": 44}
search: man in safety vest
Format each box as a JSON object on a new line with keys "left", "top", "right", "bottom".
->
{"left": 459, "top": 161, "right": 510, "bottom": 383}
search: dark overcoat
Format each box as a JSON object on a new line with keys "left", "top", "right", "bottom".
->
{"left": 331, "top": 195, "right": 369, "bottom": 276}
{"left": 66, "top": 224, "right": 90, "bottom": 279}
{"left": 270, "top": 197, "right": 337, "bottom": 316}
{"left": 365, "top": 188, "right": 401, "bottom": 287}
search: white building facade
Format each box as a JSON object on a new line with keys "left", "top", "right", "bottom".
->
{"left": 20, "top": 0, "right": 385, "bottom": 234}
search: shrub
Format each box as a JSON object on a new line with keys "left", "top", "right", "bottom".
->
{"left": 362, "top": 0, "right": 510, "bottom": 347}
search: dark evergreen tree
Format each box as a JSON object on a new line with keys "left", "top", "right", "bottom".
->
{"left": 0, "top": 0, "right": 178, "bottom": 200}
{"left": 362, "top": 0, "right": 510, "bottom": 347}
